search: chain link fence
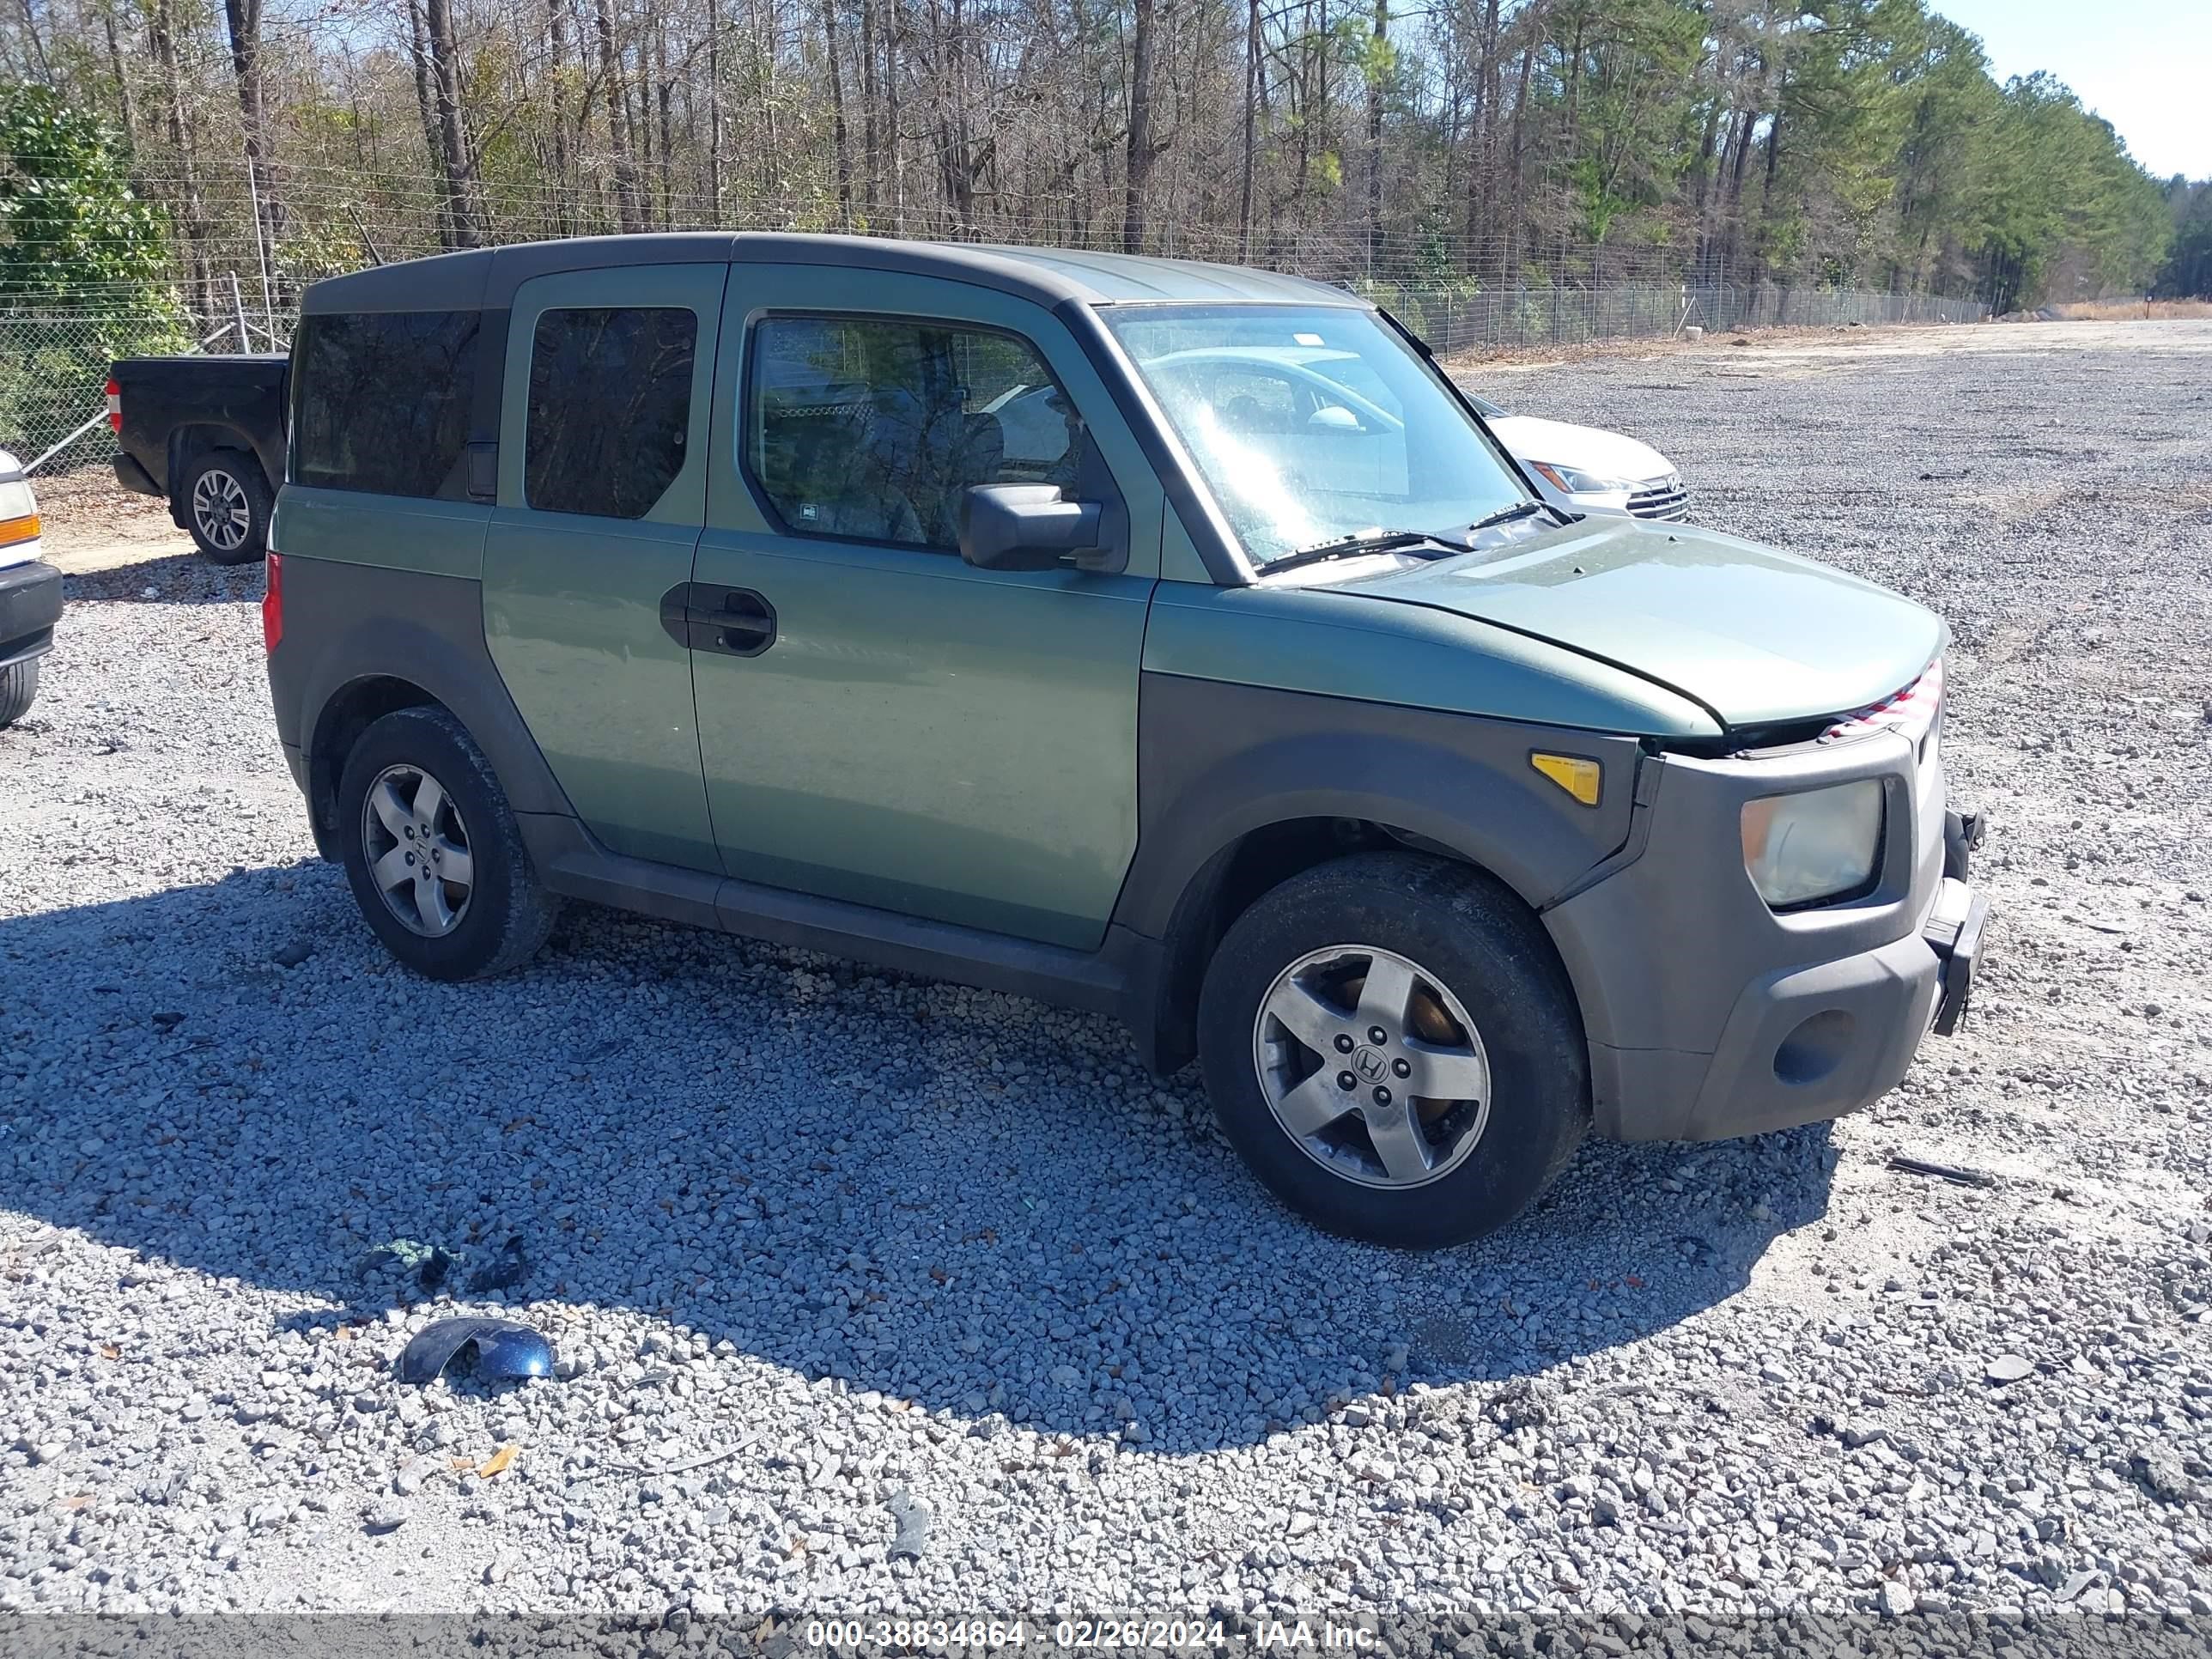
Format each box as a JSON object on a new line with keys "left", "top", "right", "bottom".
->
{"left": 1362, "top": 279, "right": 1988, "bottom": 356}
{"left": 0, "top": 263, "right": 1985, "bottom": 477}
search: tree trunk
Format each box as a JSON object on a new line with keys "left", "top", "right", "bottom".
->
{"left": 1503, "top": 40, "right": 1533, "bottom": 284}
{"left": 104, "top": 8, "right": 137, "bottom": 154}
{"left": 547, "top": 0, "right": 571, "bottom": 236}
{"left": 860, "top": 0, "right": 880, "bottom": 214}
{"left": 405, "top": 0, "right": 455, "bottom": 247}
{"left": 1465, "top": 0, "right": 1500, "bottom": 268}
{"left": 1364, "top": 0, "right": 1387, "bottom": 273}
{"left": 823, "top": 0, "right": 854, "bottom": 223}
{"left": 425, "top": 0, "right": 485, "bottom": 246}
{"left": 14, "top": 0, "right": 50, "bottom": 82}
{"left": 593, "top": 0, "right": 647, "bottom": 234}
{"left": 1121, "top": 0, "right": 1156, "bottom": 254}
{"left": 886, "top": 0, "right": 905, "bottom": 230}
{"left": 222, "top": 0, "right": 286, "bottom": 255}
{"left": 150, "top": 0, "right": 214, "bottom": 326}
{"left": 1237, "top": 0, "right": 1258, "bottom": 261}
{"left": 654, "top": 18, "right": 675, "bottom": 227}
{"left": 707, "top": 0, "right": 724, "bottom": 219}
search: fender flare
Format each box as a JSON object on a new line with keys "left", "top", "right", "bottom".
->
{"left": 1112, "top": 719, "right": 1644, "bottom": 943}
{"left": 277, "top": 563, "right": 575, "bottom": 846}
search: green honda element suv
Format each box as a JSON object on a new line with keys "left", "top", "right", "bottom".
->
{"left": 265, "top": 232, "right": 1987, "bottom": 1249}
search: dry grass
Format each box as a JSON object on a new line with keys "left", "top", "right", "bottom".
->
{"left": 2051, "top": 298, "right": 2212, "bottom": 321}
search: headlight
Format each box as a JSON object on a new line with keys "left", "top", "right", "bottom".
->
{"left": 1528, "top": 460, "right": 1634, "bottom": 495}
{"left": 1741, "top": 780, "right": 1884, "bottom": 908}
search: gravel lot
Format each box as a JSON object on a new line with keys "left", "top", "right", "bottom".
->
{"left": 2, "top": 320, "right": 2209, "bottom": 1635}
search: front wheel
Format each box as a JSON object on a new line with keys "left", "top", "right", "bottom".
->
{"left": 1196, "top": 851, "right": 1589, "bottom": 1249}
{"left": 179, "top": 451, "right": 271, "bottom": 564}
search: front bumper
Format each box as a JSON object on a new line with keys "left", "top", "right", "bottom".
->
{"left": 1544, "top": 732, "right": 1989, "bottom": 1142}
{"left": 0, "top": 557, "right": 62, "bottom": 667}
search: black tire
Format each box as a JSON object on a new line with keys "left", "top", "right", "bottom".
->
{"left": 1196, "top": 850, "right": 1589, "bottom": 1249}
{"left": 336, "top": 705, "right": 561, "bottom": 980}
{"left": 179, "top": 450, "right": 272, "bottom": 564}
{"left": 0, "top": 658, "right": 37, "bottom": 729}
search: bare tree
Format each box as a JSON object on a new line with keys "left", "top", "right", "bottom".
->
{"left": 1122, "top": 0, "right": 1158, "bottom": 252}
{"left": 222, "top": 0, "right": 286, "bottom": 260}
{"left": 594, "top": 0, "right": 647, "bottom": 233}
{"left": 424, "top": 0, "right": 487, "bottom": 245}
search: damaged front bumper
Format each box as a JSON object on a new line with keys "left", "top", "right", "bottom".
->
{"left": 1544, "top": 732, "right": 1993, "bottom": 1143}
{"left": 1926, "top": 809, "right": 1990, "bottom": 1037}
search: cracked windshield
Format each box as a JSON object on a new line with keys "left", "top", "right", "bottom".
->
{"left": 1103, "top": 304, "right": 1529, "bottom": 566}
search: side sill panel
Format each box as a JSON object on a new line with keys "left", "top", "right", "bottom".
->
{"left": 525, "top": 811, "right": 1152, "bottom": 1030}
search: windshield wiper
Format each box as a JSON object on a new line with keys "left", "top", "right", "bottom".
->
{"left": 1262, "top": 527, "right": 1478, "bottom": 574}
{"left": 1468, "top": 500, "right": 1550, "bottom": 532}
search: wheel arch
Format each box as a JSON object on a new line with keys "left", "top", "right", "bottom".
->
{"left": 1117, "top": 674, "right": 1645, "bottom": 1076}
{"left": 167, "top": 422, "right": 272, "bottom": 506}
{"left": 1128, "top": 809, "right": 1594, "bottom": 1078}
{"left": 305, "top": 674, "right": 442, "bottom": 858}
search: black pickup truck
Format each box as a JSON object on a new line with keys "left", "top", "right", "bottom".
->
{"left": 108, "top": 353, "right": 288, "bottom": 563}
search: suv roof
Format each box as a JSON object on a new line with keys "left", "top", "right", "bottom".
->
{"left": 301, "top": 232, "right": 1362, "bottom": 316}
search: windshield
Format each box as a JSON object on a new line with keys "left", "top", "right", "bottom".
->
{"left": 1102, "top": 305, "right": 1529, "bottom": 567}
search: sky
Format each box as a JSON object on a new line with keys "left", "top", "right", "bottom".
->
{"left": 1934, "top": 0, "right": 2212, "bottom": 180}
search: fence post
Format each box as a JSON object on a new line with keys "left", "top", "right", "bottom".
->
{"left": 228, "top": 274, "right": 250, "bottom": 353}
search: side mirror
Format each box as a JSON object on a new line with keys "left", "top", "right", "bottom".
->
{"left": 1306, "top": 404, "right": 1363, "bottom": 433}
{"left": 959, "top": 483, "right": 1115, "bottom": 573}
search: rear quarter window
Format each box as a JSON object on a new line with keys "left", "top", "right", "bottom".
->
{"left": 291, "top": 311, "right": 479, "bottom": 499}
{"left": 524, "top": 307, "right": 697, "bottom": 520}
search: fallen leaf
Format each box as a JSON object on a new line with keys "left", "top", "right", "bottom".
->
{"left": 449, "top": 1455, "right": 477, "bottom": 1472}
{"left": 1625, "top": 1275, "right": 1644, "bottom": 1289}
{"left": 478, "top": 1444, "right": 517, "bottom": 1479}
{"left": 99, "top": 1343, "right": 120, "bottom": 1360}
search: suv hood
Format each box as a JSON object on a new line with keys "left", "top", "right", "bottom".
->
{"left": 1334, "top": 518, "right": 1943, "bottom": 730}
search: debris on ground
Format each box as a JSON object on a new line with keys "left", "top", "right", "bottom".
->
{"left": 396, "top": 1316, "right": 556, "bottom": 1386}
{"left": 1888, "top": 1153, "right": 1997, "bottom": 1188}
{"left": 359, "top": 1238, "right": 455, "bottom": 1296}
{"left": 465, "top": 1234, "right": 531, "bottom": 1294}
{"left": 886, "top": 1487, "right": 932, "bottom": 1559}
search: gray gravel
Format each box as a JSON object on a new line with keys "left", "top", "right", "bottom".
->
{"left": 1, "top": 320, "right": 2208, "bottom": 1631}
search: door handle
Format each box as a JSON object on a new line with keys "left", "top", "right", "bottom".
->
{"left": 659, "top": 583, "right": 777, "bottom": 658}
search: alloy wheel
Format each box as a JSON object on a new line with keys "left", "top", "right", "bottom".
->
{"left": 1250, "top": 943, "right": 1492, "bottom": 1189}
{"left": 362, "top": 763, "right": 475, "bottom": 937}
{"left": 191, "top": 466, "right": 252, "bottom": 552}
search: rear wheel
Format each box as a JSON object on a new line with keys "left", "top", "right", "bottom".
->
{"left": 0, "top": 659, "right": 37, "bottom": 728}
{"left": 179, "top": 451, "right": 271, "bottom": 564}
{"left": 1196, "top": 851, "right": 1588, "bottom": 1249}
{"left": 336, "top": 707, "right": 560, "bottom": 980}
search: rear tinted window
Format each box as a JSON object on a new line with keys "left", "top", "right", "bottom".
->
{"left": 525, "top": 307, "right": 696, "bottom": 519}
{"left": 292, "top": 311, "right": 479, "bottom": 499}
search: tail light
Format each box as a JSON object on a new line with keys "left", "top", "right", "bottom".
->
{"left": 1822, "top": 657, "right": 1942, "bottom": 751}
{"left": 106, "top": 378, "right": 121, "bottom": 432}
{"left": 262, "top": 550, "right": 283, "bottom": 653}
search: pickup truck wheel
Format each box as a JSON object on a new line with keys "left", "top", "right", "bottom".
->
{"left": 1196, "top": 851, "right": 1588, "bottom": 1249}
{"left": 0, "top": 659, "right": 37, "bottom": 728}
{"left": 180, "top": 451, "right": 270, "bottom": 564}
{"left": 336, "top": 707, "right": 561, "bottom": 980}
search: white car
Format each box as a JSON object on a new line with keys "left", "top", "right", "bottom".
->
{"left": 0, "top": 447, "right": 56, "bottom": 727}
{"left": 988, "top": 344, "right": 1687, "bottom": 524}
{"left": 1462, "top": 392, "right": 1688, "bottom": 523}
